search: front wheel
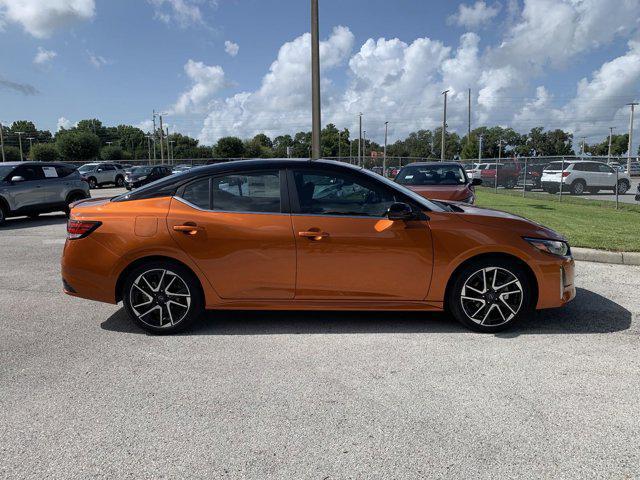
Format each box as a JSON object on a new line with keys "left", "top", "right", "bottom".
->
{"left": 570, "top": 180, "right": 585, "bottom": 195}
{"left": 88, "top": 177, "right": 97, "bottom": 189}
{"left": 122, "top": 261, "right": 204, "bottom": 334}
{"left": 617, "top": 180, "right": 630, "bottom": 195}
{"left": 115, "top": 175, "right": 124, "bottom": 187}
{"left": 447, "top": 258, "right": 533, "bottom": 333}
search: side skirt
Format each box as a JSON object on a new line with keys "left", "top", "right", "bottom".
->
{"left": 206, "top": 300, "right": 444, "bottom": 312}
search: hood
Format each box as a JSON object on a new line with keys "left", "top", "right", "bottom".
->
{"left": 406, "top": 184, "right": 471, "bottom": 201}
{"left": 443, "top": 202, "right": 567, "bottom": 242}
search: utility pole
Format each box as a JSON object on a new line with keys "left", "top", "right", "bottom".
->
{"left": 358, "top": 113, "right": 363, "bottom": 167}
{"left": 158, "top": 114, "right": 165, "bottom": 163}
{"left": 16, "top": 131, "right": 25, "bottom": 161}
{"left": 310, "top": 0, "right": 321, "bottom": 160}
{"left": 0, "top": 121, "right": 5, "bottom": 162}
{"left": 627, "top": 103, "right": 638, "bottom": 174}
{"left": 383, "top": 121, "right": 388, "bottom": 178}
{"left": 467, "top": 88, "right": 471, "bottom": 138}
{"left": 27, "top": 137, "right": 34, "bottom": 158}
{"left": 338, "top": 131, "right": 341, "bottom": 159}
{"left": 608, "top": 127, "right": 615, "bottom": 163}
{"left": 441, "top": 90, "right": 449, "bottom": 161}
{"left": 170, "top": 140, "right": 175, "bottom": 162}
{"left": 146, "top": 134, "right": 152, "bottom": 161}
{"left": 363, "top": 130, "right": 367, "bottom": 164}
{"left": 498, "top": 139, "right": 503, "bottom": 160}
{"left": 581, "top": 136, "right": 587, "bottom": 156}
{"left": 152, "top": 110, "right": 158, "bottom": 162}
{"left": 478, "top": 135, "right": 483, "bottom": 162}
{"left": 166, "top": 127, "right": 170, "bottom": 162}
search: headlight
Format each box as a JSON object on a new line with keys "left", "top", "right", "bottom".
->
{"left": 524, "top": 237, "right": 570, "bottom": 257}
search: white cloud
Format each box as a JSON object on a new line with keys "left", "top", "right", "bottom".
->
{"left": 224, "top": 40, "right": 239, "bottom": 57}
{"left": 199, "top": 25, "right": 354, "bottom": 143}
{"left": 33, "top": 47, "right": 57, "bottom": 65}
{"left": 87, "top": 51, "right": 110, "bottom": 68}
{"left": 172, "top": 60, "right": 227, "bottom": 114}
{"left": 188, "top": 0, "right": 640, "bottom": 147}
{"left": 148, "top": 0, "right": 216, "bottom": 27}
{"left": 56, "top": 117, "right": 73, "bottom": 131}
{"left": 449, "top": 1, "right": 501, "bottom": 29}
{"left": 0, "top": 0, "right": 95, "bottom": 38}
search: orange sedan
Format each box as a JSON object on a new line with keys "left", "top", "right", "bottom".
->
{"left": 61, "top": 159, "right": 575, "bottom": 334}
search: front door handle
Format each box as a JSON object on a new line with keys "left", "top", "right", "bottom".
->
{"left": 299, "top": 230, "right": 329, "bottom": 241}
{"left": 173, "top": 224, "right": 204, "bottom": 235}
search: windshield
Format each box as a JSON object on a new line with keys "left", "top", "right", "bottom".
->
{"left": 0, "top": 165, "right": 16, "bottom": 180}
{"left": 132, "top": 166, "right": 152, "bottom": 175}
{"left": 396, "top": 164, "right": 467, "bottom": 186}
{"left": 78, "top": 164, "right": 97, "bottom": 173}
{"left": 358, "top": 167, "right": 445, "bottom": 212}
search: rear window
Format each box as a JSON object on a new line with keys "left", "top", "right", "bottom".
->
{"left": 544, "top": 162, "right": 569, "bottom": 171}
{"left": 396, "top": 164, "right": 467, "bottom": 186}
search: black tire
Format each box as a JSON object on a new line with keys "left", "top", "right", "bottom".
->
{"left": 570, "top": 180, "right": 586, "bottom": 195}
{"left": 545, "top": 186, "right": 558, "bottom": 194}
{"left": 617, "top": 180, "right": 630, "bottom": 195}
{"left": 447, "top": 257, "right": 533, "bottom": 333}
{"left": 0, "top": 203, "right": 6, "bottom": 226}
{"left": 115, "top": 175, "right": 124, "bottom": 187}
{"left": 88, "top": 177, "right": 97, "bottom": 189}
{"left": 503, "top": 178, "right": 516, "bottom": 189}
{"left": 122, "top": 260, "right": 204, "bottom": 334}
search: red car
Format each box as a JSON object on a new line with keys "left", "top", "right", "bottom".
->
{"left": 395, "top": 162, "right": 481, "bottom": 204}
{"left": 479, "top": 162, "right": 521, "bottom": 189}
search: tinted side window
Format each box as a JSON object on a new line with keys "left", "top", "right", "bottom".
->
{"left": 212, "top": 171, "right": 280, "bottom": 213}
{"left": 293, "top": 170, "right": 396, "bottom": 217}
{"left": 182, "top": 178, "right": 210, "bottom": 209}
{"left": 13, "top": 165, "right": 44, "bottom": 181}
{"left": 597, "top": 164, "right": 613, "bottom": 173}
{"left": 104, "top": 165, "right": 116, "bottom": 171}
{"left": 55, "top": 165, "right": 76, "bottom": 178}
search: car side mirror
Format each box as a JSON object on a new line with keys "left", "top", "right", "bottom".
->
{"left": 97, "top": 168, "right": 103, "bottom": 172}
{"left": 387, "top": 202, "right": 415, "bottom": 221}
{"left": 471, "top": 178, "right": 483, "bottom": 186}
{"left": 10, "top": 176, "right": 25, "bottom": 183}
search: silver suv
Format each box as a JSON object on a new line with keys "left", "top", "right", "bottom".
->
{"left": 78, "top": 162, "right": 126, "bottom": 189}
{"left": 0, "top": 162, "right": 90, "bottom": 225}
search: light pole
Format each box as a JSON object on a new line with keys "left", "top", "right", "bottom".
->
{"left": 157, "top": 113, "right": 167, "bottom": 163}
{"left": 0, "top": 122, "right": 6, "bottom": 162}
{"left": 627, "top": 102, "right": 638, "bottom": 174}
{"left": 27, "top": 137, "right": 34, "bottom": 159}
{"left": 310, "top": 0, "right": 321, "bottom": 160}
{"left": 478, "top": 135, "right": 483, "bottom": 162}
{"left": 170, "top": 140, "right": 176, "bottom": 162}
{"left": 363, "top": 130, "right": 367, "bottom": 166}
{"left": 15, "top": 132, "right": 25, "bottom": 161}
{"left": 608, "top": 127, "right": 615, "bottom": 163}
{"left": 441, "top": 89, "right": 449, "bottom": 161}
{"left": 358, "top": 113, "right": 363, "bottom": 167}
{"left": 338, "top": 131, "right": 341, "bottom": 160}
{"left": 146, "top": 134, "right": 152, "bottom": 161}
{"left": 383, "top": 121, "right": 388, "bottom": 177}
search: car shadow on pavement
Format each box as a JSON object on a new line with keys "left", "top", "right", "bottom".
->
{"left": 0, "top": 214, "right": 67, "bottom": 230}
{"left": 100, "top": 288, "right": 632, "bottom": 337}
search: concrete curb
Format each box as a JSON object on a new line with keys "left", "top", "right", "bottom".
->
{"left": 573, "top": 247, "right": 640, "bottom": 266}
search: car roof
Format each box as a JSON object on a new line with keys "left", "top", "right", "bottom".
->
{"left": 402, "top": 161, "right": 464, "bottom": 168}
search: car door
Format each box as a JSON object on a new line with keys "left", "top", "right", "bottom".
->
{"left": 39, "top": 164, "right": 66, "bottom": 205}
{"left": 289, "top": 167, "right": 433, "bottom": 301}
{"left": 167, "top": 169, "right": 296, "bottom": 300}
{"left": 6, "top": 165, "right": 45, "bottom": 210}
{"left": 596, "top": 163, "right": 616, "bottom": 187}
{"left": 101, "top": 164, "right": 116, "bottom": 183}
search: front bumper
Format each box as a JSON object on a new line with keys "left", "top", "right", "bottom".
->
{"left": 536, "top": 256, "right": 575, "bottom": 309}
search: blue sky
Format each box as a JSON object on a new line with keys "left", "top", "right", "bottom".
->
{"left": 1, "top": 0, "right": 640, "bottom": 147}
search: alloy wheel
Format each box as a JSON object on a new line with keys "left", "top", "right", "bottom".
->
{"left": 460, "top": 267, "right": 523, "bottom": 327}
{"left": 129, "top": 268, "right": 191, "bottom": 328}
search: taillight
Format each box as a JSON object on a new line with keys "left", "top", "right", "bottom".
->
{"left": 562, "top": 172, "right": 570, "bottom": 177}
{"left": 67, "top": 219, "right": 101, "bottom": 240}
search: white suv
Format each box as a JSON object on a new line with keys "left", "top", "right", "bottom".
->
{"left": 541, "top": 160, "right": 631, "bottom": 195}
{"left": 77, "top": 162, "right": 126, "bottom": 189}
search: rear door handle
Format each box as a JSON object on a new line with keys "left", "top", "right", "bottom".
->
{"left": 173, "top": 224, "right": 204, "bottom": 235}
{"left": 299, "top": 230, "right": 329, "bottom": 240}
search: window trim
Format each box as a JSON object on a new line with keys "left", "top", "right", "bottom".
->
{"left": 175, "top": 169, "right": 288, "bottom": 215}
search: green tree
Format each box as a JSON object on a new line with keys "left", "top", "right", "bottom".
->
{"left": 30, "top": 143, "right": 59, "bottom": 162}
{"left": 291, "top": 131, "right": 311, "bottom": 158}
{"left": 272, "top": 134, "right": 294, "bottom": 157}
{"left": 214, "top": 137, "right": 245, "bottom": 158}
{"left": 3, "top": 146, "right": 21, "bottom": 162}
{"left": 56, "top": 131, "right": 101, "bottom": 161}
{"left": 101, "top": 145, "right": 124, "bottom": 160}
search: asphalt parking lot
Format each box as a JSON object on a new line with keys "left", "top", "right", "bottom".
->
{"left": 1, "top": 210, "right": 640, "bottom": 479}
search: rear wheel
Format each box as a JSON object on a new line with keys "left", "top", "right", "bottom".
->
{"left": 64, "top": 192, "right": 86, "bottom": 217}
{"left": 447, "top": 258, "right": 533, "bottom": 333}
{"left": 0, "top": 203, "right": 6, "bottom": 226}
{"left": 115, "top": 175, "right": 124, "bottom": 187}
{"left": 545, "top": 186, "right": 558, "bottom": 194}
{"left": 570, "top": 180, "right": 585, "bottom": 195}
{"left": 88, "top": 177, "right": 97, "bottom": 189}
{"left": 122, "top": 261, "right": 204, "bottom": 334}
{"left": 617, "top": 180, "right": 630, "bottom": 194}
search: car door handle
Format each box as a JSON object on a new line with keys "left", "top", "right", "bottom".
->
{"left": 299, "top": 230, "right": 329, "bottom": 240}
{"left": 173, "top": 224, "right": 204, "bottom": 235}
